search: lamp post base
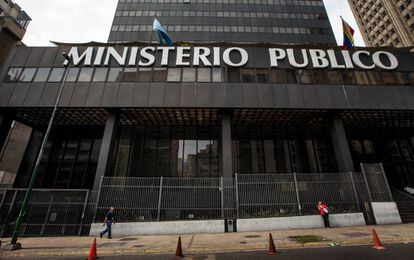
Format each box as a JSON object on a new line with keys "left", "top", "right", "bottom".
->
{"left": 2, "top": 243, "right": 22, "bottom": 251}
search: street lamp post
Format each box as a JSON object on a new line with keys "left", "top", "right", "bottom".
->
{"left": 9, "top": 53, "right": 72, "bottom": 248}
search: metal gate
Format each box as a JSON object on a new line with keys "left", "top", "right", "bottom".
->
{"left": 360, "top": 163, "right": 393, "bottom": 202}
{"left": 0, "top": 189, "right": 94, "bottom": 237}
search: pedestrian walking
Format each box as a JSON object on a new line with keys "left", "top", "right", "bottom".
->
{"left": 317, "top": 201, "right": 330, "bottom": 228}
{"left": 100, "top": 207, "right": 115, "bottom": 239}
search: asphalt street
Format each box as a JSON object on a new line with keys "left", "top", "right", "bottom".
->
{"left": 3, "top": 243, "right": 413, "bottom": 259}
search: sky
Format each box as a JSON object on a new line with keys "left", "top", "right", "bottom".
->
{"left": 17, "top": 0, "right": 365, "bottom": 46}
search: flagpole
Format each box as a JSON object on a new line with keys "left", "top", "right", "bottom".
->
{"left": 148, "top": 17, "right": 155, "bottom": 45}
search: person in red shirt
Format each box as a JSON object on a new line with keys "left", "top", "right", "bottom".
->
{"left": 317, "top": 201, "right": 330, "bottom": 228}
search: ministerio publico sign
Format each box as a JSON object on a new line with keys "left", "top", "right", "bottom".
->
{"left": 64, "top": 46, "right": 399, "bottom": 70}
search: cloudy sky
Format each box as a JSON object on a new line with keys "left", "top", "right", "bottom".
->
{"left": 17, "top": 0, "right": 364, "bottom": 46}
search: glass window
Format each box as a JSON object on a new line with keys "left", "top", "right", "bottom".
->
{"left": 167, "top": 68, "right": 181, "bottom": 82}
{"left": 138, "top": 68, "right": 152, "bottom": 82}
{"left": 107, "top": 68, "right": 123, "bottom": 82}
{"left": 122, "top": 68, "right": 137, "bottom": 82}
{"left": 5, "top": 68, "right": 23, "bottom": 82}
{"left": 241, "top": 68, "right": 255, "bottom": 83}
{"left": 153, "top": 68, "right": 167, "bottom": 82}
{"left": 78, "top": 68, "right": 94, "bottom": 82}
{"left": 19, "top": 68, "right": 37, "bottom": 82}
{"left": 256, "top": 69, "right": 270, "bottom": 83}
{"left": 92, "top": 68, "right": 108, "bottom": 82}
{"left": 33, "top": 68, "right": 51, "bottom": 82}
{"left": 408, "top": 72, "right": 414, "bottom": 85}
{"left": 212, "top": 68, "right": 225, "bottom": 82}
{"left": 313, "top": 70, "right": 329, "bottom": 84}
{"left": 227, "top": 68, "right": 240, "bottom": 83}
{"left": 285, "top": 70, "right": 298, "bottom": 83}
{"left": 296, "top": 70, "right": 314, "bottom": 84}
{"left": 382, "top": 72, "right": 397, "bottom": 85}
{"left": 197, "top": 68, "right": 211, "bottom": 82}
{"left": 341, "top": 71, "right": 356, "bottom": 84}
{"left": 327, "top": 71, "right": 343, "bottom": 84}
{"left": 354, "top": 71, "right": 370, "bottom": 85}
{"left": 367, "top": 71, "right": 383, "bottom": 85}
{"left": 270, "top": 69, "right": 285, "bottom": 83}
{"left": 395, "top": 72, "right": 410, "bottom": 85}
{"left": 48, "top": 68, "right": 66, "bottom": 82}
{"left": 182, "top": 68, "right": 196, "bottom": 82}
{"left": 67, "top": 68, "right": 80, "bottom": 82}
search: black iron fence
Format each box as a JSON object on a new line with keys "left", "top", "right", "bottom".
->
{"left": 0, "top": 163, "right": 394, "bottom": 237}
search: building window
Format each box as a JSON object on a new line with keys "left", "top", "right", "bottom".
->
{"left": 227, "top": 68, "right": 240, "bottom": 83}
{"left": 182, "top": 68, "right": 196, "bottom": 82}
{"left": 107, "top": 68, "right": 123, "bottom": 82}
{"left": 92, "top": 68, "right": 109, "bottom": 82}
{"left": 153, "top": 68, "right": 167, "bottom": 82}
{"left": 48, "top": 68, "right": 66, "bottom": 82}
{"left": 256, "top": 69, "right": 270, "bottom": 83}
{"left": 197, "top": 68, "right": 211, "bottom": 82}
{"left": 123, "top": 68, "right": 137, "bottom": 82}
{"left": 241, "top": 69, "right": 256, "bottom": 83}
{"left": 167, "top": 68, "right": 181, "bottom": 82}
{"left": 285, "top": 70, "right": 298, "bottom": 83}
{"left": 341, "top": 71, "right": 356, "bottom": 85}
{"left": 212, "top": 68, "right": 225, "bottom": 82}
{"left": 5, "top": 68, "right": 23, "bottom": 82}
{"left": 367, "top": 71, "right": 384, "bottom": 85}
{"left": 19, "top": 68, "right": 37, "bottom": 82}
{"left": 270, "top": 69, "right": 285, "bottom": 83}
{"left": 354, "top": 71, "right": 370, "bottom": 85}
{"left": 77, "top": 68, "right": 94, "bottom": 82}
{"left": 67, "top": 68, "right": 80, "bottom": 82}
{"left": 138, "top": 68, "right": 152, "bottom": 82}
{"left": 296, "top": 70, "right": 314, "bottom": 84}
{"left": 33, "top": 68, "right": 51, "bottom": 82}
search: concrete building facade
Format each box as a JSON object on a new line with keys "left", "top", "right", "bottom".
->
{"left": 348, "top": 0, "right": 414, "bottom": 47}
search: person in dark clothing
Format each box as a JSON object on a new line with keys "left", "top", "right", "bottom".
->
{"left": 100, "top": 207, "right": 115, "bottom": 239}
{"left": 318, "top": 201, "right": 330, "bottom": 228}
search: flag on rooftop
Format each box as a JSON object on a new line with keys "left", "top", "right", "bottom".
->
{"left": 341, "top": 17, "right": 355, "bottom": 49}
{"left": 153, "top": 18, "right": 174, "bottom": 46}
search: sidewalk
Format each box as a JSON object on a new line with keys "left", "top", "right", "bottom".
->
{"left": 1, "top": 224, "right": 414, "bottom": 257}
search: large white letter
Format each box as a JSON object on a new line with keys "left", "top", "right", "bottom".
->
{"left": 64, "top": 47, "right": 94, "bottom": 66}
{"left": 309, "top": 49, "right": 329, "bottom": 68}
{"left": 213, "top": 47, "right": 221, "bottom": 66}
{"left": 93, "top": 47, "right": 106, "bottom": 66}
{"left": 269, "top": 48, "right": 286, "bottom": 67}
{"left": 176, "top": 47, "right": 191, "bottom": 66}
{"left": 158, "top": 46, "right": 175, "bottom": 66}
{"left": 341, "top": 50, "right": 354, "bottom": 69}
{"left": 193, "top": 47, "right": 212, "bottom": 66}
{"left": 139, "top": 47, "right": 156, "bottom": 66}
{"left": 104, "top": 47, "right": 129, "bottom": 66}
{"left": 353, "top": 51, "right": 375, "bottom": 69}
{"left": 287, "top": 49, "right": 308, "bottom": 68}
{"left": 128, "top": 47, "right": 139, "bottom": 66}
{"left": 372, "top": 51, "right": 398, "bottom": 70}
{"left": 327, "top": 50, "right": 345, "bottom": 69}
{"left": 223, "top": 47, "right": 248, "bottom": 67}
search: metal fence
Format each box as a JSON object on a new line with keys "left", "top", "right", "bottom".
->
{"left": 0, "top": 189, "right": 96, "bottom": 237}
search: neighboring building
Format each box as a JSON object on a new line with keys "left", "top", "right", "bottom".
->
{"left": 348, "top": 0, "right": 414, "bottom": 47}
{"left": 0, "top": 0, "right": 414, "bottom": 238}
{"left": 109, "top": 0, "right": 335, "bottom": 44}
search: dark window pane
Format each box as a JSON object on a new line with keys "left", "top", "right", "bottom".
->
{"left": 167, "top": 68, "right": 181, "bottom": 82}
{"left": 5, "top": 68, "right": 23, "bottom": 82}
{"left": 270, "top": 69, "right": 285, "bottom": 83}
{"left": 227, "top": 68, "right": 240, "bottom": 83}
{"left": 367, "top": 71, "right": 383, "bottom": 85}
{"left": 197, "top": 68, "right": 211, "bottom": 82}
{"left": 296, "top": 70, "right": 314, "bottom": 84}
{"left": 241, "top": 68, "right": 255, "bottom": 82}
{"left": 19, "top": 68, "right": 37, "bottom": 82}
{"left": 33, "top": 68, "right": 51, "bottom": 82}
{"left": 395, "top": 72, "right": 410, "bottom": 85}
{"left": 48, "top": 68, "right": 66, "bottom": 82}
{"left": 382, "top": 72, "right": 397, "bottom": 85}
{"left": 107, "top": 68, "right": 123, "bottom": 82}
{"left": 257, "top": 69, "right": 270, "bottom": 83}
{"left": 354, "top": 71, "right": 370, "bottom": 85}
{"left": 138, "top": 68, "right": 152, "bottom": 82}
{"left": 407, "top": 72, "right": 414, "bottom": 85}
{"left": 66, "top": 68, "right": 80, "bottom": 82}
{"left": 327, "top": 71, "right": 343, "bottom": 84}
{"left": 212, "top": 68, "right": 225, "bottom": 82}
{"left": 182, "top": 68, "right": 196, "bottom": 82}
{"left": 92, "top": 68, "right": 108, "bottom": 82}
{"left": 341, "top": 71, "right": 356, "bottom": 84}
{"left": 153, "top": 68, "right": 167, "bottom": 82}
{"left": 78, "top": 68, "right": 94, "bottom": 82}
{"left": 313, "top": 70, "right": 329, "bottom": 84}
{"left": 285, "top": 70, "right": 298, "bottom": 83}
{"left": 123, "top": 68, "right": 137, "bottom": 82}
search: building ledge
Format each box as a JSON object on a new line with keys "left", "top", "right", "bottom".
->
{"left": 0, "top": 16, "right": 26, "bottom": 40}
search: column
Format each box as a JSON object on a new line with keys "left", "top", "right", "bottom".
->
{"left": 0, "top": 112, "right": 13, "bottom": 153}
{"left": 330, "top": 117, "right": 355, "bottom": 172}
{"left": 93, "top": 110, "right": 119, "bottom": 190}
{"left": 220, "top": 110, "right": 233, "bottom": 178}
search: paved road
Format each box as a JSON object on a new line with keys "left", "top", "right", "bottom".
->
{"left": 3, "top": 243, "right": 414, "bottom": 259}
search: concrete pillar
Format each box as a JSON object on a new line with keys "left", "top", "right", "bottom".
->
{"left": 0, "top": 112, "right": 13, "bottom": 153}
{"left": 93, "top": 111, "right": 119, "bottom": 190}
{"left": 330, "top": 117, "right": 355, "bottom": 172}
{"left": 220, "top": 111, "right": 233, "bottom": 178}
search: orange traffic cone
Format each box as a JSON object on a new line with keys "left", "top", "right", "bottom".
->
{"left": 175, "top": 236, "right": 184, "bottom": 259}
{"left": 88, "top": 238, "right": 98, "bottom": 260}
{"left": 269, "top": 233, "right": 278, "bottom": 255}
{"left": 372, "top": 229, "right": 385, "bottom": 250}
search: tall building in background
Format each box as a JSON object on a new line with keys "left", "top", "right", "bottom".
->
{"left": 348, "top": 0, "right": 414, "bottom": 47}
{"left": 109, "top": 0, "right": 335, "bottom": 44}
